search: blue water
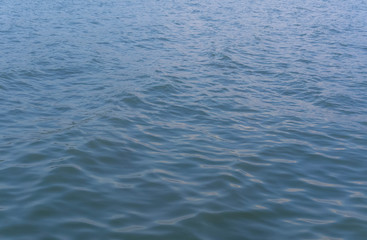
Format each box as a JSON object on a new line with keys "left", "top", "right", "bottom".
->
{"left": 1, "top": 0, "right": 367, "bottom": 239}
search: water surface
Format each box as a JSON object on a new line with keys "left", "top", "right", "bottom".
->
{"left": 1, "top": 0, "right": 367, "bottom": 239}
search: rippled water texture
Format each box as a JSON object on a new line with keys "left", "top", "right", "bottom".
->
{"left": 1, "top": 0, "right": 367, "bottom": 239}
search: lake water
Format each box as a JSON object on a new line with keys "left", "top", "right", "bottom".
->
{"left": 1, "top": 0, "right": 367, "bottom": 239}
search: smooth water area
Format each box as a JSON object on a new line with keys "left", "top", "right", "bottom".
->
{"left": 1, "top": 0, "right": 367, "bottom": 239}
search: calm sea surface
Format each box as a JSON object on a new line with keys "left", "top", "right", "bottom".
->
{"left": 1, "top": 0, "right": 367, "bottom": 239}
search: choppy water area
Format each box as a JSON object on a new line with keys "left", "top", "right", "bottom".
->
{"left": 1, "top": 0, "right": 367, "bottom": 239}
